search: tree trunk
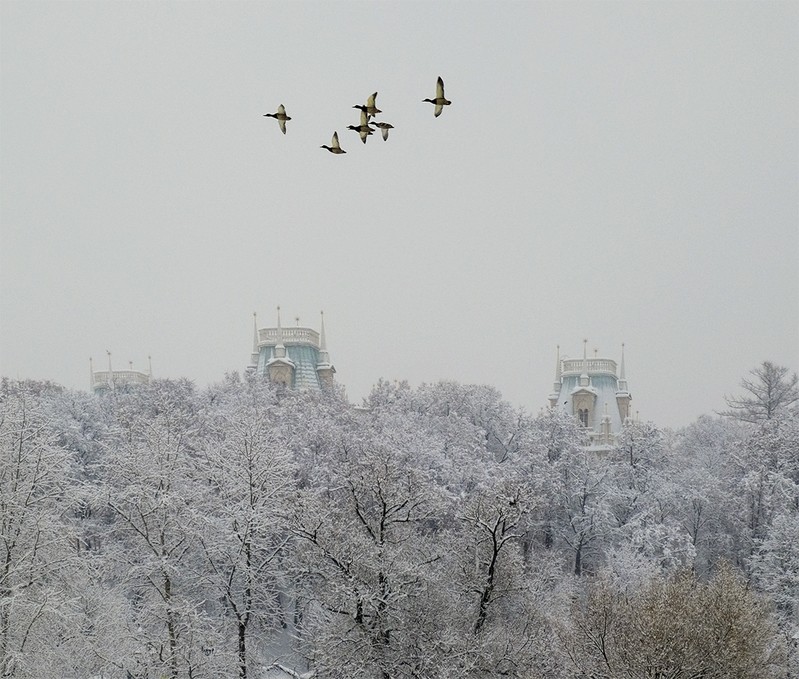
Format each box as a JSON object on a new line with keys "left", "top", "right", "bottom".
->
{"left": 164, "top": 572, "right": 179, "bottom": 679}
{"left": 238, "top": 621, "right": 247, "bottom": 679}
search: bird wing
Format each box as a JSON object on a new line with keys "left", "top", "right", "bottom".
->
{"left": 366, "top": 92, "right": 377, "bottom": 107}
{"left": 279, "top": 119, "right": 287, "bottom": 134}
{"left": 434, "top": 103, "right": 443, "bottom": 117}
{"left": 332, "top": 131, "right": 340, "bottom": 148}
{"left": 277, "top": 104, "right": 286, "bottom": 115}
{"left": 381, "top": 127, "right": 389, "bottom": 141}
{"left": 436, "top": 77, "right": 445, "bottom": 99}
{"left": 360, "top": 109, "right": 368, "bottom": 127}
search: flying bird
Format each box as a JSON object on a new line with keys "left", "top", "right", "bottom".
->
{"left": 320, "top": 131, "right": 346, "bottom": 154}
{"left": 371, "top": 121, "right": 394, "bottom": 141}
{"left": 263, "top": 104, "right": 291, "bottom": 134}
{"left": 423, "top": 76, "right": 451, "bottom": 117}
{"left": 353, "top": 92, "right": 381, "bottom": 119}
{"left": 346, "top": 110, "right": 376, "bottom": 144}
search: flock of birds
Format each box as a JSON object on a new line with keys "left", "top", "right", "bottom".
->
{"left": 263, "top": 76, "right": 452, "bottom": 154}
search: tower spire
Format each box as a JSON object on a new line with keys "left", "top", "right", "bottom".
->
{"left": 316, "top": 310, "right": 336, "bottom": 387}
{"left": 619, "top": 342, "right": 627, "bottom": 378}
{"left": 548, "top": 344, "right": 562, "bottom": 409}
{"left": 252, "top": 312, "right": 259, "bottom": 353}
{"left": 274, "top": 306, "right": 286, "bottom": 358}
{"left": 617, "top": 343, "right": 629, "bottom": 392}
{"left": 275, "top": 305, "right": 286, "bottom": 359}
{"left": 106, "top": 350, "right": 113, "bottom": 391}
{"left": 249, "top": 312, "right": 260, "bottom": 369}
{"left": 555, "top": 344, "right": 561, "bottom": 380}
{"left": 580, "top": 339, "right": 590, "bottom": 387}
{"left": 89, "top": 356, "right": 94, "bottom": 391}
{"left": 615, "top": 342, "right": 631, "bottom": 422}
{"left": 319, "top": 310, "right": 328, "bottom": 352}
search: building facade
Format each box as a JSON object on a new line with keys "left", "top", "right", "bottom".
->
{"left": 90, "top": 353, "right": 151, "bottom": 394}
{"left": 548, "top": 341, "right": 632, "bottom": 447}
{"left": 247, "top": 308, "right": 335, "bottom": 390}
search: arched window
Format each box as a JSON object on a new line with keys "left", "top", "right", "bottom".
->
{"left": 578, "top": 408, "right": 589, "bottom": 427}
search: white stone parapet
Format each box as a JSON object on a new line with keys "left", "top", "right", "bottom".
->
{"left": 258, "top": 327, "right": 320, "bottom": 348}
{"left": 91, "top": 370, "right": 150, "bottom": 389}
{"left": 561, "top": 358, "right": 618, "bottom": 376}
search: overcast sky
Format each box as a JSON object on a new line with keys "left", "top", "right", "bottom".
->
{"left": 1, "top": 1, "right": 797, "bottom": 429}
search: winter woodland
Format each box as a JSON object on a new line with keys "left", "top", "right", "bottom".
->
{"left": 0, "top": 363, "right": 797, "bottom": 678}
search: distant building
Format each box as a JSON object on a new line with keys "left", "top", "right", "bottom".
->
{"left": 90, "top": 353, "right": 151, "bottom": 394}
{"left": 548, "top": 340, "right": 632, "bottom": 448}
{"left": 247, "top": 308, "right": 335, "bottom": 390}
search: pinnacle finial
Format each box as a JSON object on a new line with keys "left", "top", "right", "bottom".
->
{"left": 617, "top": 342, "right": 629, "bottom": 393}
{"left": 551, "top": 344, "right": 563, "bottom": 396}
{"left": 320, "top": 310, "right": 327, "bottom": 351}
{"left": 252, "top": 312, "right": 259, "bottom": 354}
{"left": 274, "top": 305, "right": 287, "bottom": 357}
{"left": 620, "top": 342, "right": 626, "bottom": 378}
{"left": 106, "top": 351, "right": 113, "bottom": 389}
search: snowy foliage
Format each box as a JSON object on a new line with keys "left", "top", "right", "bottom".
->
{"left": 0, "top": 372, "right": 794, "bottom": 678}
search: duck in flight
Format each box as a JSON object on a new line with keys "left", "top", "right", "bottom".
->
{"left": 321, "top": 131, "right": 346, "bottom": 154}
{"left": 346, "top": 110, "right": 376, "bottom": 144}
{"left": 353, "top": 92, "right": 381, "bottom": 119}
{"left": 423, "top": 77, "right": 451, "bottom": 117}
{"left": 371, "top": 121, "right": 394, "bottom": 141}
{"left": 263, "top": 104, "right": 291, "bottom": 134}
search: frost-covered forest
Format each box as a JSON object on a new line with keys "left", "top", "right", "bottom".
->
{"left": 1, "top": 366, "right": 797, "bottom": 678}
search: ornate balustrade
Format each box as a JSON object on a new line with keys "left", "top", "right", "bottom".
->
{"left": 561, "top": 358, "right": 618, "bottom": 376}
{"left": 91, "top": 370, "right": 150, "bottom": 389}
{"left": 258, "top": 327, "right": 320, "bottom": 348}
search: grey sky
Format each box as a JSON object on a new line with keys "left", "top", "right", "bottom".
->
{"left": 1, "top": 1, "right": 797, "bottom": 429}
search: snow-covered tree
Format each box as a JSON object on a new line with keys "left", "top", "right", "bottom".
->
{"left": 722, "top": 360, "right": 799, "bottom": 423}
{"left": 290, "top": 405, "right": 447, "bottom": 677}
{"left": 549, "top": 445, "right": 611, "bottom": 576}
{"left": 670, "top": 415, "right": 742, "bottom": 574}
{"left": 0, "top": 381, "right": 76, "bottom": 677}
{"left": 99, "top": 379, "right": 213, "bottom": 678}
{"left": 195, "top": 374, "right": 295, "bottom": 677}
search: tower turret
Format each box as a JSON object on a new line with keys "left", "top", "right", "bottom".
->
{"left": 250, "top": 306, "right": 336, "bottom": 390}
{"left": 548, "top": 345, "right": 562, "bottom": 408}
{"left": 315, "top": 310, "right": 336, "bottom": 387}
{"left": 547, "top": 340, "right": 630, "bottom": 448}
{"left": 615, "top": 342, "right": 632, "bottom": 422}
